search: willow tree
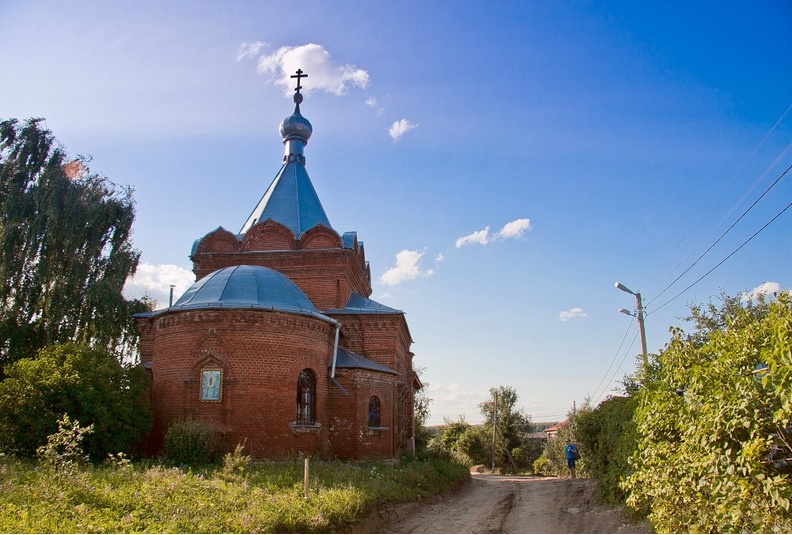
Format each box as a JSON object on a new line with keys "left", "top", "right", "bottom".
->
{"left": 0, "top": 118, "right": 149, "bottom": 365}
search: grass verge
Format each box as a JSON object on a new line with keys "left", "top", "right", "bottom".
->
{"left": 0, "top": 454, "right": 469, "bottom": 533}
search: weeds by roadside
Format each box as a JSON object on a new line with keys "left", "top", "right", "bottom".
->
{"left": 0, "top": 453, "right": 469, "bottom": 533}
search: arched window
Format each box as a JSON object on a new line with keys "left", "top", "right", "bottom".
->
{"left": 296, "top": 369, "right": 316, "bottom": 425}
{"left": 368, "top": 396, "right": 381, "bottom": 427}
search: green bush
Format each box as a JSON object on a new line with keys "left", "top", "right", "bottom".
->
{"left": 164, "top": 418, "right": 219, "bottom": 466}
{"left": 541, "top": 412, "right": 590, "bottom": 478}
{"left": 0, "top": 343, "right": 151, "bottom": 460}
{"left": 221, "top": 442, "right": 252, "bottom": 479}
{"left": 532, "top": 454, "right": 550, "bottom": 474}
{"left": 576, "top": 394, "right": 638, "bottom": 504}
{"left": 623, "top": 292, "right": 792, "bottom": 532}
{"left": 36, "top": 414, "right": 94, "bottom": 473}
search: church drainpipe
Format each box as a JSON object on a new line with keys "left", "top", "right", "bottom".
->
{"left": 330, "top": 324, "right": 340, "bottom": 379}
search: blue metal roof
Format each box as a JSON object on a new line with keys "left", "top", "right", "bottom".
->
{"left": 325, "top": 292, "right": 403, "bottom": 314}
{"left": 331, "top": 347, "right": 397, "bottom": 375}
{"left": 170, "top": 265, "right": 323, "bottom": 317}
{"left": 239, "top": 161, "right": 332, "bottom": 237}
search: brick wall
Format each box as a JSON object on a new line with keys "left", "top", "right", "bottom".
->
{"left": 327, "top": 368, "right": 397, "bottom": 459}
{"left": 141, "top": 308, "right": 336, "bottom": 458}
{"left": 191, "top": 223, "right": 372, "bottom": 309}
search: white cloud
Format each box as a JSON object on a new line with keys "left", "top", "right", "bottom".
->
{"left": 236, "top": 41, "right": 268, "bottom": 61}
{"left": 559, "top": 307, "right": 587, "bottom": 321}
{"left": 741, "top": 281, "right": 784, "bottom": 302}
{"left": 425, "top": 383, "right": 489, "bottom": 424}
{"left": 252, "top": 43, "right": 369, "bottom": 96}
{"left": 123, "top": 263, "right": 195, "bottom": 309}
{"left": 496, "top": 218, "right": 532, "bottom": 239}
{"left": 389, "top": 119, "right": 419, "bottom": 140}
{"left": 379, "top": 249, "right": 434, "bottom": 286}
{"left": 435, "top": 253, "right": 445, "bottom": 263}
{"left": 365, "top": 96, "right": 384, "bottom": 117}
{"left": 455, "top": 227, "right": 491, "bottom": 248}
{"left": 455, "top": 218, "right": 532, "bottom": 248}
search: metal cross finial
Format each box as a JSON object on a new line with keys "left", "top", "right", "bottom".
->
{"left": 291, "top": 69, "right": 307, "bottom": 93}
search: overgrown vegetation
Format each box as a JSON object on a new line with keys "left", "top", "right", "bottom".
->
{"left": 0, "top": 342, "right": 151, "bottom": 460}
{"left": 413, "top": 366, "right": 433, "bottom": 454}
{"left": 622, "top": 292, "right": 792, "bottom": 532}
{"left": 537, "top": 406, "right": 591, "bottom": 479}
{"left": 575, "top": 395, "right": 637, "bottom": 503}
{"left": 164, "top": 417, "right": 220, "bottom": 466}
{"left": 0, "top": 453, "right": 469, "bottom": 533}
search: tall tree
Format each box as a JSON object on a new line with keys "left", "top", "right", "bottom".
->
{"left": 0, "top": 118, "right": 149, "bottom": 364}
{"left": 479, "top": 385, "right": 534, "bottom": 469}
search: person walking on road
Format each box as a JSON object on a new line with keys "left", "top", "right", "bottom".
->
{"left": 565, "top": 439, "right": 579, "bottom": 479}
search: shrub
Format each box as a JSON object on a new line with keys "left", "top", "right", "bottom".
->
{"left": 532, "top": 454, "right": 550, "bottom": 475}
{"left": 221, "top": 442, "right": 252, "bottom": 479}
{"left": 0, "top": 343, "right": 150, "bottom": 459}
{"left": 623, "top": 292, "right": 792, "bottom": 532}
{"left": 164, "top": 418, "right": 219, "bottom": 466}
{"left": 576, "top": 394, "right": 638, "bottom": 504}
{"left": 36, "top": 414, "right": 94, "bottom": 473}
{"left": 542, "top": 422, "right": 589, "bottom": 478}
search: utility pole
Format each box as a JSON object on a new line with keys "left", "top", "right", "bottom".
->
{"left": 491, "top": 391, "right": 497, "bottom": 473}
{"left": 615, "top": 282, "right": 649, "bottom": 373}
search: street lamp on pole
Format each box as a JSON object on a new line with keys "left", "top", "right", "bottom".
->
{"left": 615, "top": 282, "right": 648, "bottom": 371}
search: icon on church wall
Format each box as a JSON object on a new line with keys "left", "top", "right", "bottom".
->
{"left": 201, "top": 369, "right": 223, "bottom": 401}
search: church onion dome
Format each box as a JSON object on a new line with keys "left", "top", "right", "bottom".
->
{"left": 279, "top": 106, "right": 312, "bottom": 144}
{"left": 170, "top": 265, "right": 329, "bottom": 321}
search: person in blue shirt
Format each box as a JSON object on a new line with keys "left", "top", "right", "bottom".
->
{"left": 565, "top": 438, "right": 578, "bottom": 479}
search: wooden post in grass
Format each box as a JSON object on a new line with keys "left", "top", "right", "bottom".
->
{"left": 304, "top": 457, "right": 310, "bottom": 499}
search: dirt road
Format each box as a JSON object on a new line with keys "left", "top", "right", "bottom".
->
{"left": 370, "top": 475, "right": 648, "bottom": 534}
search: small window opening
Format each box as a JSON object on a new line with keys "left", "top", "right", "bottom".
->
{"left": 368, "top": 396, "right": 381, "bottom": 427}
{"left": 296, "top": 369, "right": 316, "bottom": 425}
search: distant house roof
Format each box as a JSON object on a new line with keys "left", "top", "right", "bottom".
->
{"left": 544, "top": 419, "right": 569, "bottom": 436}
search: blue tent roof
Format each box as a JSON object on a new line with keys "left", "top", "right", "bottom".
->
{"left": 170, "top": 265, "right": 324, "bottom": 319}
{"left": 239, "top": 161, "right": 332, "bottom": 238}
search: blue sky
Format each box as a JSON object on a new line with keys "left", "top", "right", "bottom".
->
{"left": 2, "top": 1, "right": 791, "bottom": 424}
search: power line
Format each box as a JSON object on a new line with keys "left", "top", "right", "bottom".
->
{"left": 666, "top": 104, "right": 792, "bottom": 281}
{"left": 650, "top": 197, "right": 792, "bottom": 315}
{"left": 595, "top": 331, "right": 638, "bottom": 405}
{"left": 590, "top": 318, "right": 634, "bottom": 402}
{"left": 646, "top": 161, "right": 792, "bottom": 308}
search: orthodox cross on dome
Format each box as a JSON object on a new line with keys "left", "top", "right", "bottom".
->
{"left": 291, "top": 69, "right": 307, "bottom": 94}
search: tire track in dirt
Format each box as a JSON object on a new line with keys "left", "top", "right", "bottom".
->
{"left": 373, "top": 475, "right": 648, "bottom": 534}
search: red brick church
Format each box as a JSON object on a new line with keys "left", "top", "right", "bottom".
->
{"left": 135, "top": 71, "right": 419, "bottom": 460}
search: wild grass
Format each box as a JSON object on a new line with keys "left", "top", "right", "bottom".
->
{"left": 0, "top": 454, "right": 469, "bottom": 533}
